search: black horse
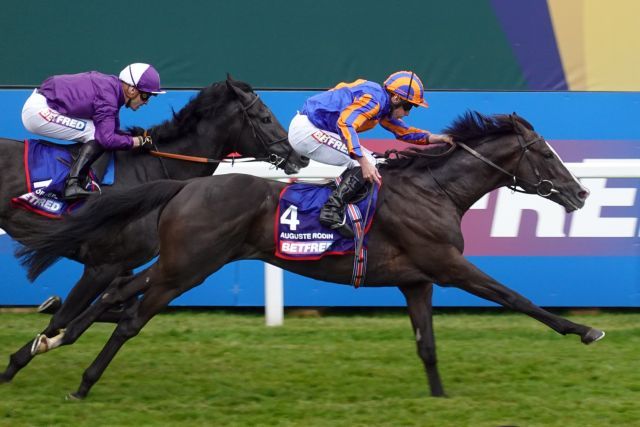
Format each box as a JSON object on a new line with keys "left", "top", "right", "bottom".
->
{"left": 17, "top": 112, "right": 604, "bottom": 399}
{"left": 0, "top": 77, "right": 308, "bottom": 383}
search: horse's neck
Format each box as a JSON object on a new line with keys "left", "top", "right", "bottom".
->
{"left": 112, "top": 136, "right": 222, "bottom": 185}
{"left": 432, "top": 141, "right": 518, "bottom": 213}
{"left": 147, "top": 130, "right": 229, "bottom": 180}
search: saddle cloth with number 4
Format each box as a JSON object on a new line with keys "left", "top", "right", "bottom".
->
{"left": 275, "top": 181, "right": 378, "bottom": 260}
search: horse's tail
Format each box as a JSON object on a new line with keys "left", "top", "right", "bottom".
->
{"left": 16, "top": 179, "right": 188, "bottom": 282}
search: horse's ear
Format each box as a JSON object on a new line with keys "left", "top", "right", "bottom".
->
{"left": 226, "top": 73, "right": 235, "bottom": 82}
{"left": 226, "top": 78, "right": 252, "bottom": 104}
{"left": 225, "top": 77, "right": 243, "bottom": 99}
{"left": 509, "top": 113, "right": 523, "bottom": 134}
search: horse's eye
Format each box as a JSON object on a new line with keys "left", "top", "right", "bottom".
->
{"left": 543, "top": 151, "right": 554, "bottom": 159}
{"left": 262, "top": 117, "right": 272, "bottom": 124}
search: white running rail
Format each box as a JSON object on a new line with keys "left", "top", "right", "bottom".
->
{"left": 2, "top": 159, "right": 638, "bottom": 326}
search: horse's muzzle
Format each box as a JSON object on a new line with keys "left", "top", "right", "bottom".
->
{"left": 284, "top": 163, "right": 301, "bottom": 175}
{"left": 284, "top": 155, "right": 309, "bottom": 175}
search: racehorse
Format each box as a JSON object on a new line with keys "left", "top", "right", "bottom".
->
{"left": 0, "top": 77, "right": 308, "bottom": 383}
{"left": 16, "top": 112, "right": 604, "bottom": 399}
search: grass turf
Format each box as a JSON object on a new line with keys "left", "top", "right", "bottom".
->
{"left": 0, "top": 310, "right": 638, "bottom": 426}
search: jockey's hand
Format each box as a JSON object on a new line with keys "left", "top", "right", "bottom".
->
{"left": 134, "top": 135, "right": 155, "bottom": 152}
{"left": 429, "top": 133, "right": 454, "bottom": 145}
{"left": 357, "top": 156, "right": 382, "bottom": 186}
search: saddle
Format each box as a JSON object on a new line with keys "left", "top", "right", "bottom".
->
{"left": 11, "top": 139, "right": 115, "bottom": 217}
{"left": 32, "top": 139, "right": 113, "bottom": 184}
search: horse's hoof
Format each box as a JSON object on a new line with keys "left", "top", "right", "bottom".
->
{"left": 582, "top": 328, "right": 605, "bottom": 345}
{"left": 65, "top": 392, "right": 85, "bottom": 401}
{"left": 0, "top": 373, "right": 11, "bottom": 384}
{"left": 30, "top": 334, "right": 48, "bottom": 355}
{"left": 37, "top": 296, "right": 62, "bottom": 315}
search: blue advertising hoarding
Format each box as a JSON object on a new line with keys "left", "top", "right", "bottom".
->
{"left": 0, "top": 88, "right": 638, "bottom": 306}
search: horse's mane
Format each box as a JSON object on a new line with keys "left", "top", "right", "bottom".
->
{"left": 128, "top": 79, "right": 254, "bottom": 140}
{"left": 380, "top": 111, "right": 534, "bottom": 171}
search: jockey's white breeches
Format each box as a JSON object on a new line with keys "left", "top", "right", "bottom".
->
{"left": 288, "top": 113, "right": 375, "bottom": 169}
{"left": 22, "top": 89, "right": 96, "bottom": 143}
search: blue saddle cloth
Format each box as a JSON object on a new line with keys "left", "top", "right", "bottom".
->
{"left": 275, "top": 180, "right": 379, "bottom": 260}
{"left": 12, "top": 139, "right": 115, "bottom": 217}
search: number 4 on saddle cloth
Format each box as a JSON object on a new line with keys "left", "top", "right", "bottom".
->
{"left": 275, "top": 179, "right": 379, "bottom": 287}
{"left": 11, "top": 139, "right": 115, "bottom": 218}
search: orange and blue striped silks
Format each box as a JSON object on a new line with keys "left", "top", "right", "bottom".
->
{"left": 380, "top": 118, "right": 430, "bottom": 144}
{"left": 337, "top": 93, "right": 381, "bottom": 158}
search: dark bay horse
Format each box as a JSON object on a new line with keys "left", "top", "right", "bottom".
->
{"left": 0, "top": 77, "right": 308, "bottom": 383}
{"left": 16, "top": 112, "right": 604, "bottom": 399}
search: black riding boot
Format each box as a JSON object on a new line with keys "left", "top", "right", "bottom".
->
{"left": 63, "top": 140, "right": 104, "bottom": 200}
{"left": 319, "top": 167, "right": 366, "bottom": 238}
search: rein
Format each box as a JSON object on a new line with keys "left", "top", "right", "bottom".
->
{"left": 376, "top": 142, "right": 456, "bottom": 161}
{"left": 457, "top": 135, "right": 557, "bottom": 197}
{"left": 380, "top": 128, "right": 558, "bottom": 199}
{"left": 149, "top": 150, "right": 282, "bottom": 165}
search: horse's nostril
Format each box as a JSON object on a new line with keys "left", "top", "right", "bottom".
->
{"left": 578, "top": 190, "right": 589, "bottom": 200}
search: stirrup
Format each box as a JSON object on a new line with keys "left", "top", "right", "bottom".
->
{"left": 63, "top": 181, "right": 96, "bottom": 201}
{"left": 320, "top": 214, "right": 354, "bottom": 238}
{"left": 332, "top": 222, "right": 355, "bottom": 239}
{"left": 64, "top": 189, "right": 95, "bottom": 200}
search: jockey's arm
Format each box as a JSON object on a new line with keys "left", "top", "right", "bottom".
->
{"left": 380, "top": 118, "right": 453, "bottom": 145}
{"left": 93, "top": 99, "right": 135, "bottom": 150}
{"left": 336, "top": 94, "right": 380, "bottom": 158}
{"left": 428, "top": 134, "right": 454, "bottom": 144}
{"left": 380, "top": 117, "right": 430, "bottom": 145}
{"left": 356, "top": 155, "right": 381, "bottom": 185}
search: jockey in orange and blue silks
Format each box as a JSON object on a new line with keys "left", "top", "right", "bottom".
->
{"left": 288, "top": 70, "right": 454, "bottom": 238}
{"left": 301, "top": 79, "right": 428, "bottom": 158}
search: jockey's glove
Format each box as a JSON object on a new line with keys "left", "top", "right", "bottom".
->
{"left": 136, "top": 135, "right": 156, "bottom": 152}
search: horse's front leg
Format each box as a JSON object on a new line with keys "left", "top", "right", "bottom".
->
{"left": 437, "top": 253, "right": 605, "bottom": 344}
{"left": 0, "top": 265, "right": 122, "bottom": 383}
{"left": 399, "top": 282, "right": 445, "bottom": 397}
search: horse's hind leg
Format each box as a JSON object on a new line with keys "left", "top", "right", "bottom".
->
{"left": 37, "top": 270, "right": 137, "bottom": 323}
{"left": 438, "top": 255, "right": 604, "bottom": 344}
{"left": 399, "top": 283, "right": 445, "bottom": 397}
{"left": 37, "top": 295, "right": 63, "bottom": 315}
{"left": 0, "top": 265, "right": 120, "bottom": 383}
{"left": 32, "top": 269, "right": 149, "bottom": 354}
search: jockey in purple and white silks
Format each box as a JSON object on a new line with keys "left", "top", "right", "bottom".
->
{"left": 288, "top": 70, "right": 453, "bottom": 238}
{"left": 21, "top": 63, "right": 165, "bottom": 200}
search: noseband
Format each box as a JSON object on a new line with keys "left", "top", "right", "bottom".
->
{"left": 236, "top": 94, "right": 293, "bottom": 170}
{"left": 457, "top": 133, "right": 558, "bottom": 197}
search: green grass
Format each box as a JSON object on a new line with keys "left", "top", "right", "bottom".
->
{"left": 0, "top": 310, "right": 638, "bottom": 427}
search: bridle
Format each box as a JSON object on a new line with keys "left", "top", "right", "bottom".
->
{"left": 457, "top": 131, "right": 558, "bottom": 197}
{"left": 235, "top": 92, "right": 293, "bottom": 170}
{"left": 379, "top": 120, "right": 559, "bottom": 202}
{"left": 148, "top": 90, "right": 293, "bottom": 172}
